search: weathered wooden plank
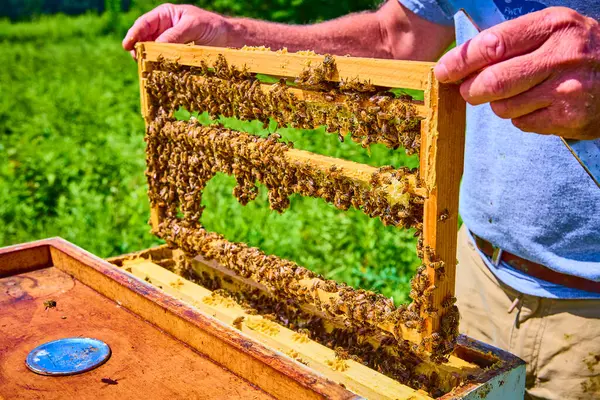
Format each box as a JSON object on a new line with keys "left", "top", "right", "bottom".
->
{"left": 139, "top": 42, "right": 433, "bottom": 90}
{"left": 0, "top": 266, "right": 274, "bottom": 400}
{"left": 420, "top": 70, "right": 466, "bottom": 335}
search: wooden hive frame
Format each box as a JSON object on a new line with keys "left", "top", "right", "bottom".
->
{"left": 135, "top": 42, "right": 466, "bottom": 354}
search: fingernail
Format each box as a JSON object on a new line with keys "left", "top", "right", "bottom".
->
{"left": 434, "top": 63, "right": 450, "bottom": 83}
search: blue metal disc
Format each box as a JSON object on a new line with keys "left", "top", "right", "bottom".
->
{"left": 26, "top": 338, "right": 111, "bottom": 376}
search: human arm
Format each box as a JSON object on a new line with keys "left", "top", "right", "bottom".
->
{"left": 434, "top": 7, "right": 600, "bottom": 140}
{"left": 122, "top": 1, "right": 454, "bottom": 61}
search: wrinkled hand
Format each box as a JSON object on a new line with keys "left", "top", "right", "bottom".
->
{"left": 122, "top": 4, "right": 230, "bottom": 56}
{"left": 435, "top": 7, "right": 600, "bottom": 140}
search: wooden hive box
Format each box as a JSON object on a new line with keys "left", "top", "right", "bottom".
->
{"left": 0, "top": 43, "right": 526, "bottom": 399}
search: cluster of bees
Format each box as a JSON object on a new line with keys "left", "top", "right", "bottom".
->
{"left": 142, "top": 52, "right": 460, "bottom": 374}
{"left": 169, "top": 252, "right": 449, "bottom": 396}
{"left": 146, "top": 116, "right": 424, "bottom": 228}
{"left": 146, "top": 55, "right": 421, "bottom": 153}
{"left": 406, "top": 252, "right": 460, "bottom": 363}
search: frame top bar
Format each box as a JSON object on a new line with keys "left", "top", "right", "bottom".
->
{"left": 138, "top": 42, "right": 434, "bottom": 91}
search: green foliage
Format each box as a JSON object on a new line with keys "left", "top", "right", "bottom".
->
{"left": 0, "top": 17, "right": 157, "bottom": 255}
{"left": 185, "top": 0, "right": 379, "bottom": 23}
{"left": 1, "top": 0, "right": 379, "bottom": 24}
{"left": 0, "top": 12, "right": 420, "bottom": 303}
{"left": 0, "top": 0, "right": 107, "bottom": 21}
{"left": 128, "top": 0, "right": 381, "bottom": 23}
{"left": 0, "top": 13, "right": 109, "bottom": 42}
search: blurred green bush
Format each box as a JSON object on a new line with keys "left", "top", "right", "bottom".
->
{"left": 0, "top": 0, "right": 379, "bottom": 23}
{"left": 0, "top": 0, "right": 116, "bottom": 21}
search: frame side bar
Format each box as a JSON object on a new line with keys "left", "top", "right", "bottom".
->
{"left": 421, "top": 69, "right": 466, "bottom": 336}
{"left": 138, "top": 43, "right": 167, "bottom": 232}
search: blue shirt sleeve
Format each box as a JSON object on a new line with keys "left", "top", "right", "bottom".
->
{"left": 398, "top": 0, "right": 455, "bottom": 26}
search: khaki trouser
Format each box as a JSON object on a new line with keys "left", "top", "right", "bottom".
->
{"left": 455, "top": 226, "right": 600, "bottom": 400}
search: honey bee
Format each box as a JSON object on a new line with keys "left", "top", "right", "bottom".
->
{"left": 441, "top": 295, "right": 457, "bottom": 309}
{"left": 233, "top": 316, "right": 245, "bottom": 329}
{"left": 44, "top": 300, "right": 57, "bottom": 310}
{"left": 428, "top": 260, "right": 445, "bottom": 270}
{"left": 423, "top": 284, "right": 437, "bottom": 297}
{"left": 331, "top": 346, "right": 348, "bottom": 360}
{"left": 101, "top": 377, "right": 120, "bottom": 386}
{"left": 438, "top": 209, "right": 450, "bottom": 222}
{"left": 423, "top": 306, "right": 438, "bottom": 318}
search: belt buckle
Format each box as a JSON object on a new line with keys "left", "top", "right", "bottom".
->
{"left": 491, "top": 246, "right": 503, "bottom": 267}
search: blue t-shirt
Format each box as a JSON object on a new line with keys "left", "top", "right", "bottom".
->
{"left": 398, "top": 0, "right": 600, "bottom": 299}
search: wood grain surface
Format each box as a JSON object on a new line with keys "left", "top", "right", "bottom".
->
{"left": 0, "top": 266, "right": 274, "bottom": 400}
{"left": 420, "top": 70, "right": 466, "bottom": 335}
{"left": 0, "top": 238, "right": 357, "bottom": 400}
{"left": 139, "top": 43, "right": 433, "bottom": 90}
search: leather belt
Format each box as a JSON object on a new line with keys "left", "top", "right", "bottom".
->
{"left": 471, "top": 233, "right": 600, "bottom": 295}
